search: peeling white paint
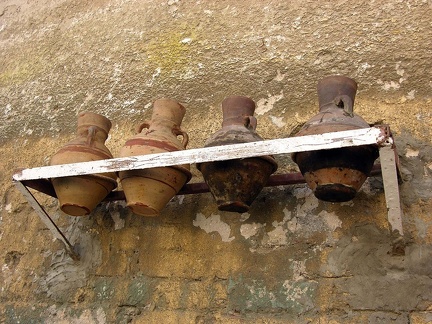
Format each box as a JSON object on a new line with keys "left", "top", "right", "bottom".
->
{"left": 177, "top": 195, "right": 185, "bottom": 205}
{"left": 273, "top": 69, "right": 285, "bottom": 82}
{"left": 112, "top": 63, "right": 122, "bottom": 81}
{"left": 246, "top": 283, "right": 279, "bottom": 307}
{"left": 262, "top": 207, "right": 294, "bottom": 246}
{"left": 146, "top": 67, "right": 161, "bottom": 86}
{"left": 292, "top": 260, "right": 306, "bottom": 281}
{"left": 180, "top": 37, "right": 192, "bottom": 44}
{"left": 284, "top": 282, "right": 310, "bottom": 301}
{"left": 269, "top": 115, "right": 286, "bottom": 128}
{"left": 396, "top": 62, "right": 405, "bottom": 77}
{"left": 123, "top": 99, "right": 136, "bottom": 106}
{"left": 357, "top": 62, "right": 371, "bottom": 74}
{"left": 193, "top": 213, "right": 234, "bottom": 242}
{"left": 240, "top": 222, "right": 264, "bottom": 239}
{"left": 239, "top": 212, "right": 251, "bottom": 222}
{"left": 5, "top": 203, "right": 12, "bottom": 213}
{"left": 180, "top": 69, "right": 196, "bottom": 80}
{"left": 110, "top": 210, "right": 125, "bottom": 231}
{"left": 5, "top": 104, "right": 12, "bottom": 115}
{"left": 407, "top": 90, "right": 416, "bottom": 100}
{"left": 296, "top": 192, "right": 319, "bottom": 216}
{"left": 377, "top": 62, "right": 408, "bottom": 91}
{"left": 340, "top": 200, "right": 354, "bottom": 207}
{"left": 282, "top": 208, "right": 292, "bottom": 220}
{"left": 382, "top": 80, "right": 401, "bottom": 91}
{"left": 292, "top": 186, "right": 313, "bottom": 199}
{"left": 255, "top": 91, "right": 284, "bottom": 115}
{"left": 405, "top": 147, "right": 420, "bottom": 157}
{"left": 287, "top": 216, "right": 300, "bottom": 233}
{"left": 264, "top": 225, "right": 288, "bottom": 246}
{"left": 292, "top": 16, "right": 302, "bottom": 29}
{"left": 319, "top": 210, "right": 342, "bottom": 231}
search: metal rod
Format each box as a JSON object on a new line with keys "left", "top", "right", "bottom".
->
{"left": 13, "top": 181, "right": 80, "bottom": 261}
{"left": 21, "top": 164, "right": 385, "bottom": 200}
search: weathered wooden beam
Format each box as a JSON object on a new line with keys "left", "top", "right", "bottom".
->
{"left": 13, "top": 127, "right": 386, "bottom": 182}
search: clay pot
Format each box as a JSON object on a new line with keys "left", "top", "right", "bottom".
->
{"left": 197, "top": 96, "right": 278, "bottom": 213}
{"left": 50, "top": 112, "right": 117, "bottom": 216}
{"left": 292, "top": 75, "right": 379, "bottom": 202}
{"left": 119, "top": 98, "right": 191, "bottom": 216}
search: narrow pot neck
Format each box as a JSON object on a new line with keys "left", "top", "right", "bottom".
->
{"left": 317, "top": 76, "right": 357, "bottom": 114}
{"left": 221, "top": 96, "right": 257, "bottom": 130}
{"left": 151, "top": 99, "right": 186, "bottom": 127}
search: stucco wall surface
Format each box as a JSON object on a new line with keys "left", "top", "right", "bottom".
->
{"left": 0, "top": 0, "right": 431, "bottom": 323}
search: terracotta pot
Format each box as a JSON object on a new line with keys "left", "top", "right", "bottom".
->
{"left": 197, "top": 96, "right": 277, "bottom": 213}
{"left": 292, "top": 76, "right": 379, "bottom": 202}
{"left": 119, "top": 98, "right": 191, "bottom": 216}
{"left": 49, "top": 112, "right": 117, "bottom": 216}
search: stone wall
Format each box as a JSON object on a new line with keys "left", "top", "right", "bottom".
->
{"left": 1, "top": 0, "right": 431, "bottom": 323}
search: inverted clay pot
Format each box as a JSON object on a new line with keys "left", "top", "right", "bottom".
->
{"left": 197, "top": 96, "right": 277, "bottom": 213}
{"left": 119, "top": 98, "right": 191, "bottom": 216}
{"left": 292, "top": 75, "right": 379, "bottom": 202}
{"left": 49, "top": 112, "right": 117, "bottom": 216}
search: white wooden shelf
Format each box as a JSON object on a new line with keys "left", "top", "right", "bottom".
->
{"left": 12, "top": 125, "right": 404, "bottom": 260}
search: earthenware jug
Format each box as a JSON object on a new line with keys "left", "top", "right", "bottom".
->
{"left": 197, "top": 96, "right": 278, "bottom": 213}
{"left": 49, "top": 112, "right": 117, "bottom": 216}
{"left": 292, "top": 75, "right": 379, "bottom": 202}
{"left": 119, "top": 98, "right": 191, "bottom": 216}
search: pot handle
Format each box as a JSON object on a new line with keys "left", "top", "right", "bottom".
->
{"left": 86, "top": 126, "right": 97, "bottom": 146}
{"left": 136, "top": 121, "right": 151, "bottom": 133}
{"left": 334, "top": 95, "right": 354, "bottom": 116}
{"left": 244, "top": 116, "right": 257, "bottom": 130}
{"left": 173, "top": 127, "right": 189, "bottom": 148}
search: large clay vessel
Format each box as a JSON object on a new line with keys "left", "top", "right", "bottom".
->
{"left": 197, "top": 96, "right": 278, "bottom": 213}
{"left": 119, "top": 98, "right": 191, "bottom": 216}
{"left": 50, "top": 112, "right": 117, "bottom": 216}
{"left": 292, "top": 75, "right": 379, "bottom": 202}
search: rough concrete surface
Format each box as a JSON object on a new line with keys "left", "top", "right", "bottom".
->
{"left": 0, "top": 0, "right": 431, "bottom": 323}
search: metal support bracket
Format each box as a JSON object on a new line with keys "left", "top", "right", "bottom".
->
{"left": 12, "top": 125, "right": 404, "bottom": 259}
{"left": 14, "top": 181, "right": 80, "bottom": 261}
{"left": 379, "top": 137, "right": 405, "bottom": 255}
